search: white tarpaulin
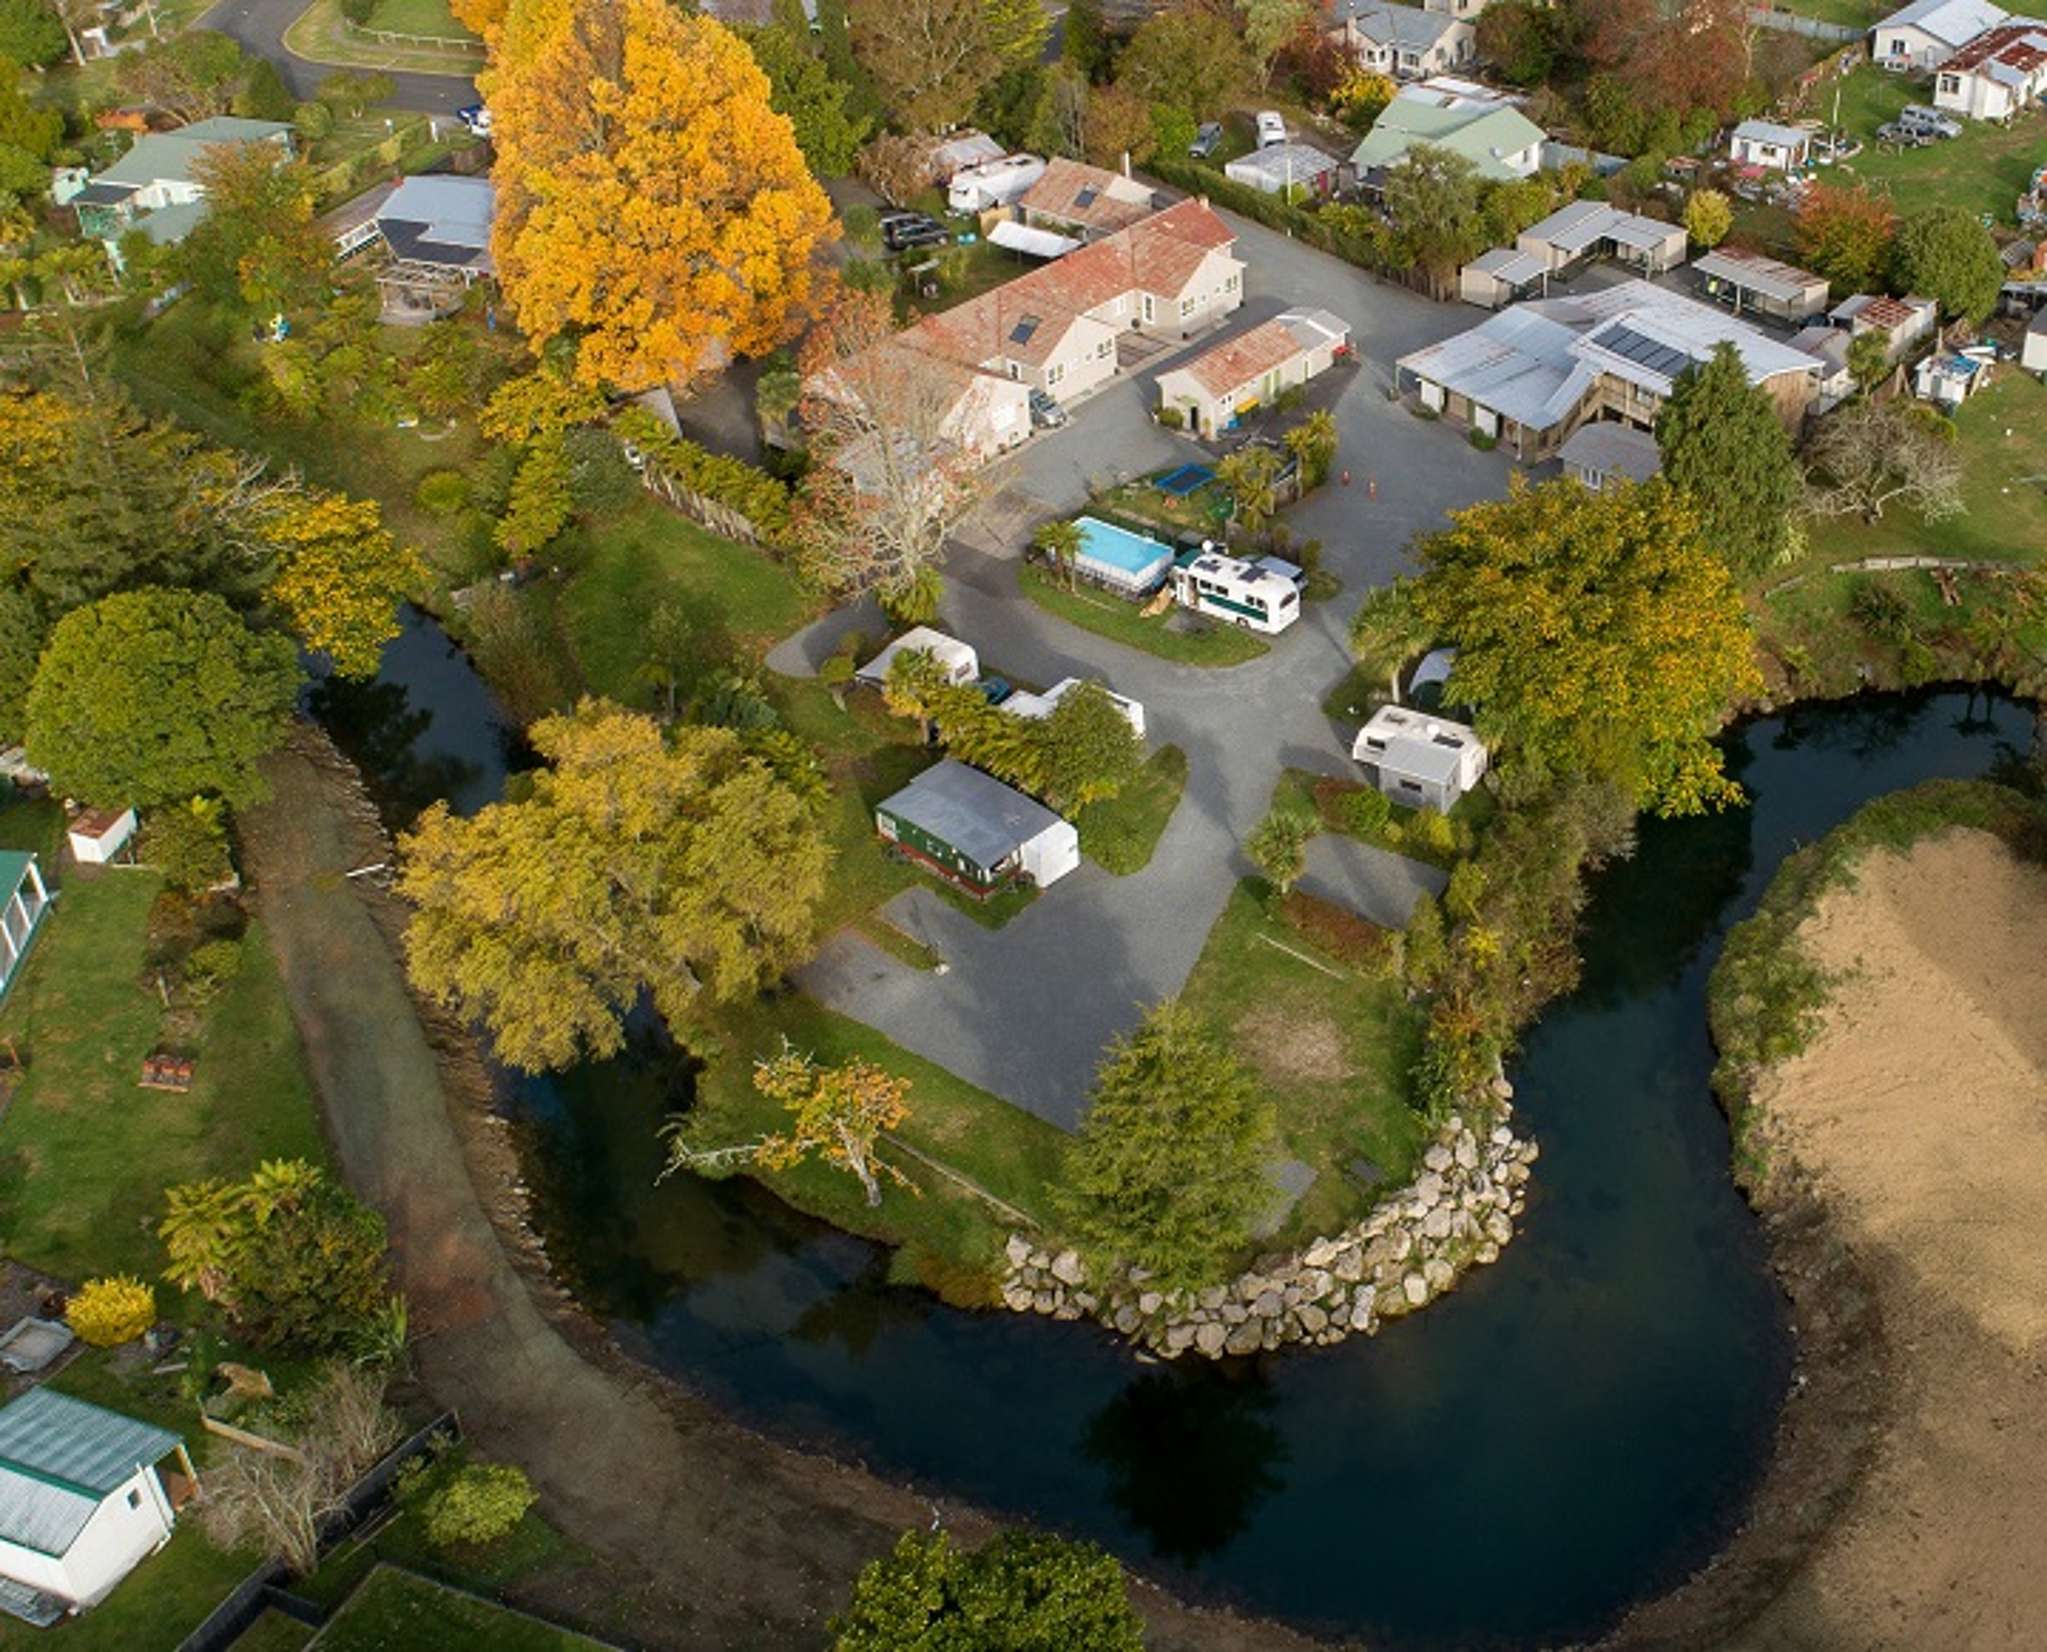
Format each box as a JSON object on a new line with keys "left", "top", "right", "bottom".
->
{"left": 988, "top": 220, "right": 1080, "bottom": 259}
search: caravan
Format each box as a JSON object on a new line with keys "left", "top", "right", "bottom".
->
{"left": 1172, "top": 549, "right": 1301, "bottom": 635}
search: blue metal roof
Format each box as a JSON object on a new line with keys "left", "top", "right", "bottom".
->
{"left": 0, "top": 1390, "right": 179, "bottom": 1557}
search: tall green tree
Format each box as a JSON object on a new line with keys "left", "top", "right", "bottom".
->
{"left": 1383, "top": 143, "right": 1486, "bottom": 284}
{"left": 848, "top": 0, "right": 1046, "bottom": 128}
{"left": 1407, "top": 476, "right": 1763, "bottom": 816}
{"left": 1655, "top": 341, "right": 1800, "bottom": 576}
{"left": 399, "top": 700, "right": 834, "bottom": 1072}
{"left": 1892, "top": 205, "right": 2004, "bottom": 328}
{"left": 1059, "top": 999, "right": 1277, "bottom": 1291}
{"left": 1239, "top": 0, "right": 1310, "bottom": 87}
{"left": 745, "top": 24, "right": 872, "bottom": 177}
{"left": 1115, "top": 0, "right": 1251, "bottom": 118}
{"left": 0, "top": 588, "right": 46, "bottom": 743}
{"left": 0, "top": 58, "right": 63, "bottom": 160}
{"left": 1042, "top": 680, "right": 1141, "bottom": 808}
{"left": 178, "top": 141, "right": 330, "bottom": 313}
{"left": 832, "top": 1530, "right": 1145, "bottom": 1652}
{"left": 24, "top": 587, "right": 301, "bottom": 808}
{"left": 1245, "top": 807, "right": 1311, "bottom": 894}
{"left": 1061, "top": 0, "right": 1107, "bottom": 79}
{"left": 0, "top": 4, "right": 65, "bottom": 68}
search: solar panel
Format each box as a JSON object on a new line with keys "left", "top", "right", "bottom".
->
{"left": 1010, "top": 314, "right": 1041, "bottom": 344}
{"left": 1594, "top": 323, "right": 1692, "bottom": 380}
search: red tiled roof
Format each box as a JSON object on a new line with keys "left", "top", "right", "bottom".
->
{"left": 1017, "top": 158, "right": 1156, "bottom": 234}
{"left": 1943, "top": 22, "right": 2047, "bottom": 71}
{"left": 1175, "top": 318, "right": 1304, "bottom": 397}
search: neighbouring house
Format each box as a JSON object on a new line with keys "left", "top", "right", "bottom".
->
{"left": 1512, "top": 201, "right": 1688, "bottom": 279}
{"left": 1017, "top": 158, "right": 1156, "bottom": 242}
{"left": 1727, "top": 119, "right": 1813, "bottom": 172}
{"left": 1350, "top": 704, "right": 1488, "bottom": 812}
{"left": 316, "top": 179, "right": 399, "bottom": 258}
{"left": 1791, "top": 323, "right": 1856, "bottom": 407}
{"left": 1002, "top": 677, "right": 1147, "bottom": 738}
{"left": 1873, "top": 0, "right": 2008, "bottom": 69}
{"left": 1395, "top": 278, "right": 1822, "bottom": 458}
{"left": 1559, "top": 421, "right": 1662, "bottom": 491}
{"left": 2023, "top": 306, "right": 2047, "bottom": 371}
{"left": 0, "top": 853, "right": 49, "bottom": 1005}
{"left": 72, "top": 117, "right": 294, "bottom": 261}
{"left": 809, "top": 337, "right": 1034, "bottom": 468}
{"left": 1172, "top": 548, "right": 1302, "bottom": 634}
{"left": 0, "top": 1388, "right": 197, "bottom": 1625}
{"left": 1350, "top": 80, "right": 1546, "bottom": 189}
{"left": 1327, "top": 0, "right": 1475, "bottom": 79}
{"left": 372, "top": 174, "right": 496, "bottom": 324}
{"left": 1154, "top": 309, "right": 1353, "bottom": 437}
{"left": 1830, "top": 292, "right": 1940, "bottom": 358}
{"left": 1933, "top": 21, "right": 2047, "bottom": 118}
{"left": 855, "top": 627, "right": 981, "bottom": 691}
{"left": 65, "top": 808, "right": 135, "bottom": 867}
{"left": 1459, "top": 246, "right": 1550, "bottom": 308}
{"left": 1693, "top": 248, "right": 1832, "bottom": 323}
{"left": 1916, "top": 343, "right": 1995, "bottom": 405}
{"left": 1224, "top": 142, "right": 1344, "bottom": 198}
{"left": 948, "top": 154, "right": 1048, "bottom": 214}
{"left": 874, "top": 759, "right": 1080, "bottom": 894}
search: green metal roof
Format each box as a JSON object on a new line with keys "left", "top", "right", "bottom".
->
{"left": 0, "top": 852, "right": 30, "bottom": 891}
{"left": 1351, "top": 105, "right": 1547, "bottom": 180}
{"left": 0, "top": 1391, "right": 179, "bottom": 1558}
{"left": 95, "top": 118, "right": 292, "bottom": 189}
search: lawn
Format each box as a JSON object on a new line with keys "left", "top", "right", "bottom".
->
{"left": 1075, "top": 745, "right": 1188, "bottom": 874}
{"left": 1094, "top": 474, "right": 1235, "bottom": 540}
{"left": 901, "top": 238, "right": 1046, "bottom": 320}
{"left": 363, "top": 0, "right": 478, "bottom": 39}
{"left": 310, "top": 1566, "right": 605, "bottom": 1652}
{"left": 1180, "top": 881, "right": 1426, "bottom": 1245}
{"left": 0, "top": 874, "right": 326, "bottom": 1283}
{"left": 1754, "top": 0, "right": 1885, "bottom": 27}
{"left": 690, "top": 991, "right": 1070, "bottom": 1297}
{"left": 284, "top": 0, "right": 485, "bottom": 74}
{"left": 1825, "top": 64, "right": 2047, "bottom": 223}
{"left": 1019, "top": 567, "right": 1269, "bottom": 666}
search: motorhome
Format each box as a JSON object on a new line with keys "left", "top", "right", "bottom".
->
{"left": 1172, "top": 549, "right": 1301, "bottom": 635}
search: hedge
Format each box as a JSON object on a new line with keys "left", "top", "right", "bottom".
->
{"left": 612, "top": 407, "right": 793, "bottom": 542}
{"left": 1147, "top": 156, "right": 1418, "bottom": 286}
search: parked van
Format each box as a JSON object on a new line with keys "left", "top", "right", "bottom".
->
{"left": 1256, "top": 111, "right": 1287, "bottom": 148}
{"left": 1898, "top": 104, "right": 1962, "bottom": 140}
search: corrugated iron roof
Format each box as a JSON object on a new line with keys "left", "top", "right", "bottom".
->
{"left": 0, "top": 1391, "right": 178, "bottom": 1558}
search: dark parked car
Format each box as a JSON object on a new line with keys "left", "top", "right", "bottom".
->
{"left": 883, "top": 212, "right": 950, "bottom": 251}
{"left": 1189, "top": 121, "right": 1223, "bottom": 159}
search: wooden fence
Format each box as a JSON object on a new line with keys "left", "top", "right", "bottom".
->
{"left": 638, "top": 462, "right": 770, "bottom": 547}
{"left": 342, "top": 19, "right": 485, "bottom": 53}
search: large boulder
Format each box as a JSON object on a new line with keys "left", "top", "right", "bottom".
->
{"left": 1049, "top": 1249, "right": 1086, "bottom": 1286}
{"left": 1005, "top": 1233, "right": 1033, "bottom": 1268}
{"left": 1401, "top": 1272, "right": 1430, "bottom": 1307}
{"left": 1225, "top": 1320, "right": 1264, "bottom": 1356}
{"left": 1196, "top": 1320, "right": 1229, "bottom": 1357}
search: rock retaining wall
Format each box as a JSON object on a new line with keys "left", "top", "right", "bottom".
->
{"left": 1001, "top": 1092, "right": 1537, "bottom": 1358}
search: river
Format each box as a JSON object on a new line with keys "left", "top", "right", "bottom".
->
{"left": 327, "top": 611, "right": 2036, "bottom": 1650}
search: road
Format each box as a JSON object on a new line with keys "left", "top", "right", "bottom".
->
{"left": 197, "top": 0, "right": 478, "bottom": 111}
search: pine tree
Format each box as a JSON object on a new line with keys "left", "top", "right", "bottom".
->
{"left": 1654, "top": 341, "right": 1800, "bottom": 577}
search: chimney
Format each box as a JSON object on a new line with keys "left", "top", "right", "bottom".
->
{"left": 1121, "top": 150, "right": 1131, "bottom": 179}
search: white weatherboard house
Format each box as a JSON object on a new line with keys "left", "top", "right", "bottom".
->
{"left": 0, "top": 1389, "right": 196, "bottom": 1624}
{"left": 875, "top": 759, "right": 1079, "bottom": 894}
{"left": 1154, "top": 309, "right": 1352, "bottom": 437}
{"left": 1873, "top": 0, "right": 2008, "bottom": 69}
{"left": 855, "top": 627, "right": 980, "bottom": 690}
{"left": 1351, "top": 705, "right": 1488, "bottom": 812}
{"left": 1933, "top": 22, "right": 2047, "bottom": 119}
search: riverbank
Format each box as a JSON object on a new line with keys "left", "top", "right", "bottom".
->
{"left": 1597, "top": 778, "right": 2047, "bottom": 1652}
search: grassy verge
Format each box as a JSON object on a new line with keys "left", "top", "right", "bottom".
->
{"left": 1825, "top": 64, "right": 2047, "bottom": 223}
{"left": 1180, "top": 880, "right": 1426, "bottom": 1244}
{"left": 1019, "top": 567, "right": 1268, "bottom": 667}
{"left": 365, "top": 0, "right": 477, "bottom": 38}
{"left": 1076, "top": 745, "right": 1188, "bottom": 874}
{"left": 692, "top": 994, "right": 1069, "bottom": 1297}
{"left": 1273, "top": 767, "right": 1487, "bottom": 872}
{"left": 283, "top": 0, "right": 486, "bottom": 76}
{"left": 0, "top": 877, "right": 326, "bottom": 1282}
{"left": 309, "top": 1566, "right": 603, "bottom": 1651}
{"left": 1707, "top": 779, "right": 2042, "bottom": 1190}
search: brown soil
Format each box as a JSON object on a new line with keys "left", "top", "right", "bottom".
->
{"left": 1607, "top": 828, "right": 2047, "bottom": 1652}
{"left": 1238, "top": 1003, "right": 1350, "bottom": 1085}
{"left": 241, "top": 724, "right": 1331, "bottom": 1652}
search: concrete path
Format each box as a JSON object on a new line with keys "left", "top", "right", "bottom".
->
{"left": 1299, "top": 835, "right": 1448, "bottom": 931}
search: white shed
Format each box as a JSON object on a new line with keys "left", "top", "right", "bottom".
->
{"left": 66, "top": 808, "right": 136, "bottom": 867}
{"left": 0, "top": 1389, "right": 194, "bottom": 1623}
{"left": 855, "top": 627, "right": 980, "bottom": 690}
{"left": 2023, "top": 308, "right": 2047, "bottom": 373}
{"left": 1001, "top": 678, "right": 1147, "bottom": 739}
{"left": 1350, "top": 704, "right": 1488, "bottom": 811}
{"left": 946, "top": 154, "right": 1047, "bottom": 213}
{"left": 1728, "top": 120, "right": 1812, "bottom": 172}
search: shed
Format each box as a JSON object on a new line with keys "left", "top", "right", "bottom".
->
{"left": 66, "top": 808, "right": 135, "bottom": 867}
{"left": 1694, "top": 249, "right": 1832, "bottom": 322}
{"left": 1459, "top": 246, "right": 1548, "bottom": 308}
{"left": 0, "top": 854, "right": 49, "bottom": 1006}
{"left": 1514, "top": 201, "right": 1687, "bottom": 277}
{"left": 875, "top": 759, "right": 1079, "bottom": 893}
{"left": 1350, "top": 704, "right": 1488, "bottom": 812}
{"left": 855, "top": 628, "right": 980, "bottom": 691}
{"left": 1224, "top": 143, "right": 1342, "bottom": 198}
{"left": 1559, "top": 422, "right": 1662, "bottom": 491}
{"left": 1729, "top": 119, "right": 1813, "bottom": 171}
{"left": 1915, "top": 345, "right": 1994, "bottom": 406}
{"left": 2023, "top": 307, "right": 2047, "bottom": 372}
{"left": 0, "top": 1389, "right": 194, "bottom": 1622}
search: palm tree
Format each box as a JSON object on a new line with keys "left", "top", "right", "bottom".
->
{"left": 1217, "top": 447, "right": 1282, "bottom": 534}
{"left": 158, "top": 1179, "right": 245, "bottom": 1304}
{"left": 1283, "top": 410, "right": 1339, "bottom": 489}
{"left": 243, "top": 1158, "right": 322, "bottom": 1224}
{"left": 1032, "top": 519, "right": 1083, "bottom": 590}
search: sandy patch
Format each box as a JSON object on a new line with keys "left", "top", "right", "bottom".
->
{"left": 1236, "top": 1003, "right": 1349, "bottom": 1085}
{"left": 1731, "top": 828, "right": 2047, "bottom": 1652}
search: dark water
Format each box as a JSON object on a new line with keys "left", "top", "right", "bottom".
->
{"left": 330, "top": 624, "right": 2036, "bottom": 1650}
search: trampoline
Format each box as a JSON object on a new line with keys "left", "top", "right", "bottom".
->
{"left": 1152, "top": 463, "right": 1215, "bottom": 497}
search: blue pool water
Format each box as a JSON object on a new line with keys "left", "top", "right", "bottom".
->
{"left": 1074, "top": 515, "right": 1173, "bottom": 583}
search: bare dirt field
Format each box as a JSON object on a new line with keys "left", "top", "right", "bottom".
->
{"left": 1728, "top": 828, "right": 2047, "bottom": 1652}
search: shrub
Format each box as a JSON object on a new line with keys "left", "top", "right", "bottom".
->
{"left": 1336, "top": 786, "right": 1392, "bottom": 837}
{"left": 422, "top": 1462, "right": 537, "bottom": 1550}
{"left": 182, "top": 937, "right": 244, "bottom": 1005}
{"left": 1467, "top": 428, "right": 1498, "bottom": 451}
{"left": 415, "top": 468, "right": 470, "bottom": 517}
{"left": 842, "top": 203, "right": 881, "bottom": 249}
{"left": 1155, "top": 405, "right": 1184, "bottom": 430}
{"left": 294, "top": 100, "right": 334, "bottom": 141}
{"left": 1413, "top": 805, "right": 1458, "bottom": 856}
{"left": 67, "top": 1277, "right": 157, "bottom": 1347}
{"left": 139, "top": 798, "right": 233, "bottom": 893}
{"left": 1280, "top": 891, "right": 1395, "bottom": 973}
{"left": 340, "top": 0, "right": 375, "bottom": 21}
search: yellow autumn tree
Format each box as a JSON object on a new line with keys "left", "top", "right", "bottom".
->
{"left": 257, "top": 490, "right": 425, "bottom": 677}
{"left": 484, "top": 0, "right": 836, "bottom": 392}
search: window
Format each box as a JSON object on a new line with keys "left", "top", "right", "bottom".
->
{"left": 1179, "top": 296, "right": 1194, "bottom": 317}
{"left": 1010, "top": 314, "right": 1041, "bottom": 345}
{"left": 1225, "top": 272, "right": 1239, "bottom": 291}
{"left": 1400, "top": 779, "right": 1423, "bottom": 796}
{"left": 1939, "top": 73, "right": 1960, "bottom": 94}
{"left": 127, "top": 1489, "right": 142, "bottom": 1509}
{"left": 1047, "top": 362, "right": 1064, "bottom": 386}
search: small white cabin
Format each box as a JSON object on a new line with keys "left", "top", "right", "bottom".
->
{"left": 1350, "top": 704, "right": 1488, "bottom": 812}
{"left": 66, "top": 808, "right": 136, "bottom": 867}
{"left": 0, "top": 1389, "right": 195, "bottom": 1624}
{"left": 856, "top": 627, "right": 980, "bottom": 691}
{"left": 1172, "top": 550, "right": 1301, "bottom": 635}
{"left": 1002, "top": 677, "right": 1147, "bottom": 739}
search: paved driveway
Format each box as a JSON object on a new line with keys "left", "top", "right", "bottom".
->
{"left": 798, "top": 210, "right": 1515, "bottom": 1130}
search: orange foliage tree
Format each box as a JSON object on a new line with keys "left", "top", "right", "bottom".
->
{"left": 483, "top": 0, "right": 835, "bottom": 392}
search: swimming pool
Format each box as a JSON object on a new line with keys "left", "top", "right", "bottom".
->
{"left": 1072, "top": 515, "right": 1173, "bottom": 593}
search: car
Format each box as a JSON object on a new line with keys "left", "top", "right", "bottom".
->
{"left": 883, "top": 214, "right": 950, "bottom": 251}
{"left": 1028, "top": 388, "right": 1069, "bottom": 429}
{"left": 1256, "top": 110, "right": 1286, "bottom": 148}
{"left": 1899, "top": 103, "right": 1963, "bottom": 140}
{"left": 1189, "top": 121, "right": 1224, "bottom": 159}
{"left": 456, "top": 103, "right": 492, "bottom": 138}
{"left": 978, "top": 676, "right": 1012, "bottom": 706}
{"left": 1875, "top": 121, "right": 1931, "bottom": 149}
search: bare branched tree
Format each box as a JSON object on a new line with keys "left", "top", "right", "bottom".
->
{"left": 1804, "top": 400, "right": 1965, "bottom": 523}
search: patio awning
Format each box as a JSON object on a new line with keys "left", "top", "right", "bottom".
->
{"left": 989, "top": 220, "right": 1079, "bottom": 259}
